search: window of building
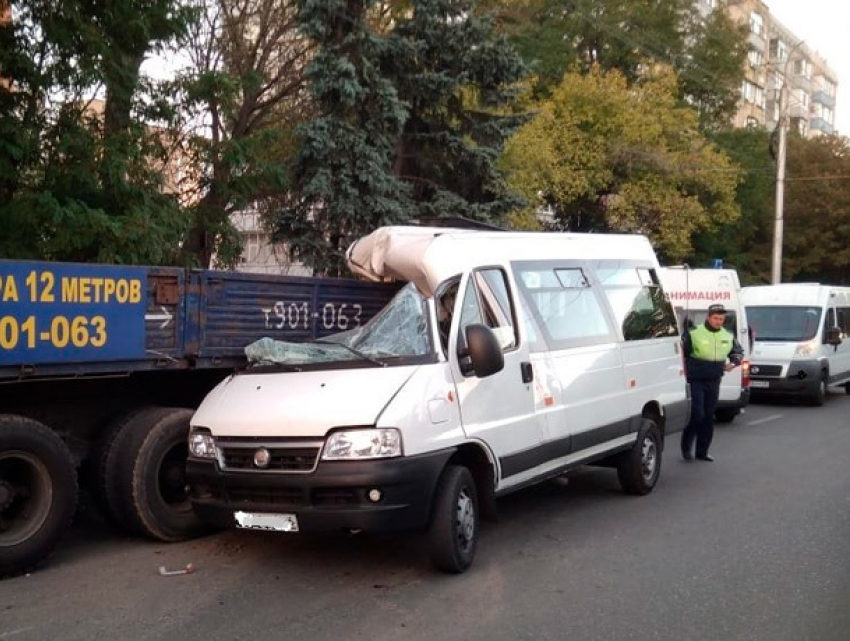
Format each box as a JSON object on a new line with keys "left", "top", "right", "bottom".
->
{"left": 749, "top": 12, "right": 763, "bottom": 36}
{"left": 703, "top": 0, "right": 717, "bottom": 8}
{"left": 797, "top": 89, "right": 809, "bottom": 109}
{"left": 746, "top": 116, "right": 760, "bottom": 128}
{"left": 793, "top": 59, "right": 812, "bottom": 79}
{"left": 825, "top": 79, "right": 836, "bottom": 98}
{"left": 770, "top": 38, "right": 788, "bottom": 62}
{"left": 514, "top": 265, "right": 614, "bottom": 347}
{"left": 593, "top": 265, "right": 679, "bottom": 341}
{"left": 748, "top": 49, "right": 763, "bottom": 69}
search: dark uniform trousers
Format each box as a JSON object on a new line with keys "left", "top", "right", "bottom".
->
{"left": 682, "top": 377, "right": 722, "bottom": 458}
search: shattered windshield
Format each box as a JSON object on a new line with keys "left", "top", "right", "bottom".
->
{"left": 246, "top": 283, "right": 432, "bottom": 366}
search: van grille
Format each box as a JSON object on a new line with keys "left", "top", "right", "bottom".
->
{"left": 750, "top": 364, "right": 782, "bottom": 377}
{"left": 216, "top": 439, "right": 323, "bottom": 474}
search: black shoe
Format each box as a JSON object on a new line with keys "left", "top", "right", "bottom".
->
{"left": 696, "top": 454, "right": 715, "bottom": 462}
{"left": 682, "top": 452, "right": 694, "bottom": 461}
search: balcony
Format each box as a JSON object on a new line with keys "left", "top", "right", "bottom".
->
{"left": 812, "top": 90, "right": 836, "bottom": 108}
{"left": 810, "top": 117, "right": 834, "bottom": 134}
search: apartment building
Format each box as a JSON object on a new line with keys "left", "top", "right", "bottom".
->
{"left": 723, "top": 0, "right": 838, "bottom": 137}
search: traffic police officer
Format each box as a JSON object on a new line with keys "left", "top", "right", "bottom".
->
{"left": 681, "top": 304, "right": 744, "bottom": 462}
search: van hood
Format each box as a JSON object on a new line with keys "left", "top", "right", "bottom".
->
{"left": 192, "top": 366, "right": 420, "bottom": 438}
{"left": 751, "top": 341, "right": 800, "bottom": 363}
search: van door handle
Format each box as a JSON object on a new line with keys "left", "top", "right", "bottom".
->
{"left": 520, "top": 361, "right": 534, "bottom": 383}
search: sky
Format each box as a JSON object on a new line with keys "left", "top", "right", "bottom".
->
{"left": 765, "top": 0, "right": 850, "bottom": 135}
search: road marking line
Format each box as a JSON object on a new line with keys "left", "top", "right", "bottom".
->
{"left": 747, "top": 414, "right": 784, "bottom": 426}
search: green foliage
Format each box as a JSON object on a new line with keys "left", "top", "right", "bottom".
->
{"left": 694, "top": 127, "right": 775, "bottom": 282}
{"left": 379, "top": 0, "right": 529, "bottom": 223}
{"left": 272, "top": 0, "right": 413, "bottom": 276}
{"left": 492, "top": 0, "right": 748, "bottom": 128}
{"left": 782, "top": 135, "right": 850, "bottom": 284}
{"left": 500, "top": 66, "right": 740, "bottom": 262}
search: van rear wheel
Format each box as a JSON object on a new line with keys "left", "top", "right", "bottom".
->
{"left": 617, "top": 420, "right": 662, "bottom": 496}
{"left": 427, "top": 465, "right": 479, "bottom": 574}
{"left": 714, "top": 408, "right": 739, "bottom": 424}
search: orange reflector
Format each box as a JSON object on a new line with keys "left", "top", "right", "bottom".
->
{"left": 630, "top": 379, "right": 637, "bottom": 388}
{"left": 544, "top": 395, "right": 554, "bottom": 407}
{"left": 447, "top": 391, "right": 455, "bottom": 403}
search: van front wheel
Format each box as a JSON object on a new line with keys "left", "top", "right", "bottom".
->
{"left": 617, "top": 420, "right": 662, "bottom": 496}
{"left": 808, "top": 373, "right": 828, "bottom": 406}
{"left": 427, "top": 465, "right": 479, "bottom": 574}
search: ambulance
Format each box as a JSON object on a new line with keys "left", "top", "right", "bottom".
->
{"left": 658, "top": 267, "right": 751, "bottom": 422}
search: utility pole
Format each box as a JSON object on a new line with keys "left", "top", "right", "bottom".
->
{"left": 771, "top": 40, "right": 805, "bottom": 285}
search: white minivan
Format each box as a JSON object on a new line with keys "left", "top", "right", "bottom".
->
{"left": 658, "top": 267, "right": 752, "bottom": 423}
{"left": 186, "top": 227, "right": 689, "bottom": 572}
{"left": 741, "top": 284, "right": 850, "bottom": 405}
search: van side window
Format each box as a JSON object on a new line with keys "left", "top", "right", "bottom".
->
{"left": 840, "top": 308, "right": 850, "bottom": 338}
{"left": 595, "top": 265, "right": 678, "bottom": 341}
{"left": 459, "top": 269, "right": 518, "bottom": 351}
{"left": 515, "top": 266, "right": 612, "bottom": 346}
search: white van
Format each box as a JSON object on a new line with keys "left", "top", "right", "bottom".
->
{"left": 186, "top": 227, "right": 689, "bottom": 572}
{"left": 658, "top": 267, "right": 752, "bottom": 423}
{"left": 741, "top": 284, "right": 850, "bottom": 405}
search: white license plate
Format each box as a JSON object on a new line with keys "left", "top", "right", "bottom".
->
{"left": 749, "top": 380, "right": 770, "bottom": 389}
{"left": 234, "top": 511, "right": 299, "bottom": 532}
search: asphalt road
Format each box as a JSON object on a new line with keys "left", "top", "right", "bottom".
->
{"left": 2, "top": 392, "right": 850, "bottom": 641}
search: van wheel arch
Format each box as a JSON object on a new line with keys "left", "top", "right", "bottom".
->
{"left": 442, "top": 444, "right": 497, "bottom": 523}
{"left": 641, "top": 402, "right": 665, "bottom": 445}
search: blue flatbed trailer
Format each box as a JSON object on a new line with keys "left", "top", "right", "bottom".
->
{"left": 0, "top": 259, "right": 398, "bottom": 577}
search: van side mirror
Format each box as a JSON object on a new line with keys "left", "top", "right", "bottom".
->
{"left": 826, "top": 326, "right": 842, "bottom": 346}
{"left": 459, "top": 324, "right": 504, "bottom": 378}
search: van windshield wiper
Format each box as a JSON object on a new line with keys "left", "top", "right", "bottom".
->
{"left": 318, "top": 341, "right": 387, "bottom": 367}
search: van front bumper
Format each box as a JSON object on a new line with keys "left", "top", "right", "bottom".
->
{"left": 749, "top": 359, "right": 824, "bottom": 397}
{"left": 187, "top": 449, "right": 454, "bottom": 534}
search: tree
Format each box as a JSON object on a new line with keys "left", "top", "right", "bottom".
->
{"left": 500, "top": 66, "right": 740, "bottom": 262}
{"left": 693, "top": 127, "right": 775, "bottom": 283}
{"left": 781, "top": 134, "right": 850, "bottom": 284}
{"left": 175, "top": 0, "right": 313, "bottom": 268}
{"left": 271, "top": 0, "right": 412, "bottom": 276}
{"left": 379, "top": 0, "right": 529, "bottom": 222}
{"left": 0, "top": 0, "right": 191, "bottom": 264}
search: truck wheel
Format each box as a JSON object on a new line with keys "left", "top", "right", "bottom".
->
{"left": 86, "top": 409, "right": 147, "bottom": 525}
{"left": 104, "top": 407, "right": 206, "bottom": 541}
{"left": 714, "top": 408, "right": 739, "bottom": 424}
{"left": 617, "top": 419, "right": 662, "bottom": 496}
{"left": 427, "top": 465, "right": 479, "bottom": 573}
{"left": 0, "top": 415, "right": 77, "bottom": 578}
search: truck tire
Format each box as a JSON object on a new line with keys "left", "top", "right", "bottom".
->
{"left": 103, "top": 406, "right": 206, "bottom": 541}
{"left": 0, "top": 415, "right": 77, "bottom": 579}
{"left": 86, "top": 408, "right": 147, "bottom": 525}
{"left": 617, "top": 419, "right": 662, "bottom": 496}
{"left": 427, "top": 465, "right": 479, "bottom": 574}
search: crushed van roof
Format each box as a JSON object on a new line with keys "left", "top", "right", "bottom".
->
{"left": 346, "top": 226, "right": 657, "bottom": 297}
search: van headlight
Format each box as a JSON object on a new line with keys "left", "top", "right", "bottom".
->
{"left": 794, "top": 339, "right": 819, "bottom": 357}
{"left": 322, "top": 428, "right": 402, "bottom": 460}
{"left": 188, "top": 428, "right": 217, "bottom": 459}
